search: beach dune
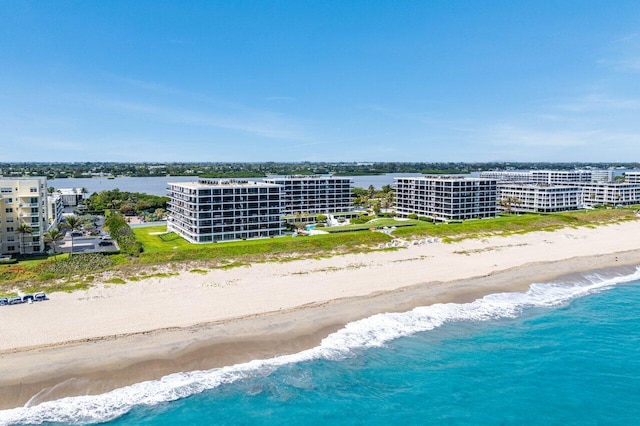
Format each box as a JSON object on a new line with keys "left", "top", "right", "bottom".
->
{"left": 1, "top": 220, "right": 640, "bottom": 409}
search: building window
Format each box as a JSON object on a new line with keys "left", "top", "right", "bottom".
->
{"left": 5, "top": 197, "right": 12, "bottom": 203}
{"left": 1, "top": 187, "right": 12, "bottom": 193}
{"left": 7, "top": 246, "right": 16, "bottom": 251}
{"left": 30, "top": 187, "right": 38, "bottom": 193}
{"left": 7, "top": 226, "right": 14, "bottom": 232}
{"left": 5, "top": 208, "right": 12, "bottom": 213}
{"left": 6, "top": 217, "right": 13, "bottom": 222}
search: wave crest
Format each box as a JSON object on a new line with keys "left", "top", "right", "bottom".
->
{"left": 2, "top": 267, "right": 639, "bottom": 425}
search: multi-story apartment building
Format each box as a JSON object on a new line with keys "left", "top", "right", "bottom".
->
{"left": 167, "top": 179, "right": 283, "bottom": 243}
{"left": 0, "top": 177, "right": 49, "bottom": 256}
{"left": 530, "top": 170, "right": 593, "bottom": 185}
{"left": 590, "top": 169, "right": 614, "bottom": 183}
{"left": 263, "top": 175, "right": 353, "bottom": 215}
{"left": 57, "top": 188, "right": 85, "bottom": 207}
{"left": 560, "top": 182, "right": 640, "bottom": 208}
{"left": 480, "top": 169, "right": 612, "bottom": 184}
{"left": 497, "top": 184, "right": 581, "bottom": 213}
{"left": 624, "top": 171, "right": 640, "bottom": 184}
{"left": 395, "top": 176, "right": 497, "bottom": 221}
{"left": 47, "top": 193, "right": 65, "bottom": 228}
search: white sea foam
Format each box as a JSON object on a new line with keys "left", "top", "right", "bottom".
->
{"left": 2, "top": 267, "right": 639, "bottom": 425}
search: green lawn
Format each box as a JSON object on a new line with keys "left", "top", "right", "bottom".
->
{"left": 132, "top": 226, "right": 392, "bottom": 264}
{"left": 393, "top": 208, "right": 639, "bottom": 241}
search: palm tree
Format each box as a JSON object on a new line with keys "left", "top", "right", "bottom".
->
{"left": 60, "top": 215, "right": 82, "bottom": 256}
{"left": 16, "top": 223, "right": 33, "bottom": 256}
{"left": 44, "top": 227, "right": 64, "bottom": 261}
{"left": 498, "top": 196, "right": 522, "bottom": 214}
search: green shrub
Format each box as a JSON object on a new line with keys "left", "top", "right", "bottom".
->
{"left": 35, "top": 253, "right": 114, "bottom": 278}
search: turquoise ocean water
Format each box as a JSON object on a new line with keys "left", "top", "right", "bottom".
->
{"left": 2, "top": 266, "right": 640, "bottom": 425}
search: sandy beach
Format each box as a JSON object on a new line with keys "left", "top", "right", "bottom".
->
{"left": 1, "top": 220, "right": 640, "bottom": 409}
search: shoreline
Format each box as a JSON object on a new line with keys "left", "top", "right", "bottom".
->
{"left": 1, "top": 222, "right": 640, "bottom": 409}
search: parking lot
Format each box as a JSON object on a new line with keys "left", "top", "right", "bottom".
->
{"left": 58, "top": 234, "right": 119, "bottom": 254}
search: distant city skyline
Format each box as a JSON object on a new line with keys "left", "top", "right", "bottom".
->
{"left": 1, "top": 1, "right": 639, "bottom": 163}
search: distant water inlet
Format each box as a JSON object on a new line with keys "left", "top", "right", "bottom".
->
{"left": 2, "top": 267, "right": 640, "bottom": 425}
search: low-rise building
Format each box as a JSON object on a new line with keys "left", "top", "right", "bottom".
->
{"left": 264, "top": 175, "right": 353, "bottom": 214}
{"left": 167, "top": 179, "right": 283, "bottom": 243}
{"left": 395, "top": 176, "right": 497, "bottom": 221}
{"left": 57, "top": 188, "right": 86, "bottom": 207}
{"left": 497, "top": 184, "right": 581, "bottom": 213}
{"left": 0, "top": 177, "right": 49, "bottom": 256}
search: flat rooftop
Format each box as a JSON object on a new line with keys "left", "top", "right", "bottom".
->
{"left": 168, "top": 179, "right": 279, "bottom": 189}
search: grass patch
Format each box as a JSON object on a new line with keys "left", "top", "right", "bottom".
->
{"left": 219, "top": 261, "right": 249, "bottom": 270}
{"left": 106, "top": 277, "right": 126, "bottom": 285}
{"left": 190, "top": 268, "right": 209, "bottom": 274}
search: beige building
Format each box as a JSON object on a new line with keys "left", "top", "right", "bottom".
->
{"left": 0, "top": 177, "right": 49, "bottom": 256}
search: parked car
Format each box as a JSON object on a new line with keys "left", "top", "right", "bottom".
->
{"left": 70, "top": 231, "right": 84, "bottom": 238}
{"left": 34, "top": 292, "right": 47, "bottom": 302}
{"left": 99, "top": 241, "right": 114, "bottom": 247}
{"left": 8, "top": 296, "right": 23, "bottom": 305}
{"left": 22, "top": 294, "right": 35, "bottom": 303}
{"left": 0, "top": 298, "right": 8, "bottom": 306}
{"left": 100, "top": 234, "right": 112, "bottom": 240}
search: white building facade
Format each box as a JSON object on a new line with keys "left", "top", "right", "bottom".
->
{"left": 624, "top": 171, "right": 640, "bottom": 184}
{"left": 0, "top": 177, "right": 49, "bottom": 256}
{"left": 561, "top": 182, "right": 640, "bottom": 207}
{"left": 46, "top": 193, "right": 65, "bottom": 228}
{"left": 497, "top": 184, "right": 581, "bottom": 213}
{"left": 395, "top": 176, "right": 497, "bottom": 221}
{"left": 167, "top": 179, "right": 283, "bottom": 243}
{"left": 480, "top": 169, "right": 613, "bottom": 184}
{"left": 263, "top": 175, "right": 353, "bottom": 215}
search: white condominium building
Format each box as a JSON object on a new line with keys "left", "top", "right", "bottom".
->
{"left": 47, "top": 193, "right": 65, "bottom": 228}
{"left": 263, "top": 175, "right": 353, "bottom": 214}
{"left": 590, "top": 169, "right": 614, "bottom": 183}
{"left": 167, "top": 179, "right": 283, "bottom": 243}
{"left": 0, "top": 177, "right": 49, "bottom": 256}
{"left": 497, "top": 184, "right": 581, "bottom": 213}
{"left": 624, "top": 171, "right": 640, "bottom": 184}
{"left": 480, "top": 170, "right": 611, "bottom": 184}
{"left": 395, "top": 176, "right": 497, "bottom": 221}
{"left": 561, "top": 182, "right": 640, "bottom": 207}
{"left": 529, "top": 170, "right": 592, "bottom": 184}
{"left": 57, "top": 188, "right": 86, "bottom": 207}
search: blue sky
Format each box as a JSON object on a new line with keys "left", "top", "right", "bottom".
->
{"left": 1, "top": 1, "right": 639, "bottom": 163}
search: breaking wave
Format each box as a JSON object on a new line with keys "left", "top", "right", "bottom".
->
{"left": 2, "top": 267, "right": 639, "bottom": 425}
